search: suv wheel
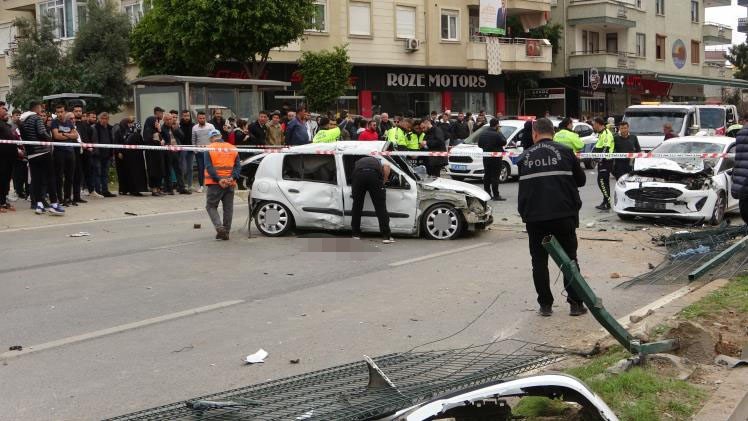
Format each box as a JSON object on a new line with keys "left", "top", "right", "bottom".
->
{"left": 255, "top": 202, "right": 294, "bottom": 237}
{"left": 422, "top": 204, "right": 463, "bottom": 240}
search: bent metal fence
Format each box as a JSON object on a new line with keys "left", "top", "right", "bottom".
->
{"left": 104, "top": 339, "right": 565, "bottom": 421}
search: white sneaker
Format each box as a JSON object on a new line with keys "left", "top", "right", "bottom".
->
{"left": 383, "top": 237, "right": 395, "bottom": 244}
{"left": 7, "top": 192, "right": 18, "bottom": 202}
{"left": 82, "top": 189, "right": 90, "bottom": 197}
{"left": 197, "top": 186, "right": 204, "bottom": 193}
{"left": 90, "top": 191, "right": 104, "bottom": 198}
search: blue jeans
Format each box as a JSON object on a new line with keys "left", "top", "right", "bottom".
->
{"left": 195, "top": 152, "right": 205, "bottom": 187}
{"left": 95, "top": 156, "right": 111, "bottom": 194}
{"left": 181, "top": 151, "right": 194, "bottom": 188}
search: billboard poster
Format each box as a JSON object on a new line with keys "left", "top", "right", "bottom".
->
{"left": 479, "top": 0, "right": 507, "bottom": 36}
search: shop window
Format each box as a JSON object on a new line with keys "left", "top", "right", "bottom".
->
{"left": 691, "top": 1, "right": 699, "bottom": 23}
{"left": 396, "top": 5, "right": 416, "bottom": 39}
{"left": 283, "top": 155, "right": 337, "bottom": 184}
{"left": 691, "top": 40, "right": 700, "bottom": 64}
{"left": 441, "top": 9, "right": 459, "bottom": 41}
{"left": 307, "top": 0, "right": 327, "bottom": 32}
{"left": 636, "top": 33, "right": 646, "bottom": 57}
{"left": 656, "top": 0, "right": 665, "bottom": 16}
{"left": 348, "top": 1, "right": 371, "bottom": 37}
{"left": 656, "top": 35, "right": 666, "bottom": 60}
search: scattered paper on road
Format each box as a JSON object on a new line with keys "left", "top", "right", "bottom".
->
{"left": 244, "top": 349, "right": 268, "bottom": 364}
{"left": 68, "top": 232, "right": 90, "bottom": 237}
{"left": 296, "top": 410, "right": 314, "bottom": 420}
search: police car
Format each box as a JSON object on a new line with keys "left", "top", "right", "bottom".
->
{"left": 243, "top": 142, "right": 493, "bottom": 240}
{"left": 446, "top": 120, "right": 528, "bottom": 182}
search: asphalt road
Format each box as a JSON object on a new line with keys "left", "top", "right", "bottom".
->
{"left": 0, "top": 182, "right": 694, "bottom": 420}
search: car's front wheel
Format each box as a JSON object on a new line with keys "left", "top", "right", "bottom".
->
{"left": 499, "top": 162, "right": 511, "bottom": 183}
{"left": 254, "top": 201, "right": 294, "bottom": 237}
{"left": 422, "top": 204, "right": 464, "bottom": 240}
{"left": 710, "top": 192, "right": 727, "bottom": 226}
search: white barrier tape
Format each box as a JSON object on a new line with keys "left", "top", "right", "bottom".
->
{"left": 0, "top": 139, "right": 734, "bottom": 160}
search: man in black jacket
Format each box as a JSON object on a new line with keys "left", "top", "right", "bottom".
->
{"left": 21, "top": 101, "right": 65, "bottom": 215}
{"left": 248, "top": 111, "right": 268, "bottom": 145}
{"left": 72, "top": 105, "right": 90, "bottom": 203}
{"left": 0, "top": 104, "right": 16, "bottom": 211}
{"left": 91, "top": 112, "right": 116, "bottom": 197}
{"left": 518, "top": 118, "right": 586, "bottom": 317}
{"left": 453, "top": 112, "right": 470, "bottom": 143}
{"left": 731, "top": 114, "right": 748, "bottom": 223}
{"left": 420, "top": 119, "right": 446, "bottom": 177}
{"left": 478, "top": 119, "right": 507, "bottom": 201}
{"left": 612, "top": 121, "right": 641, "bottom": 179}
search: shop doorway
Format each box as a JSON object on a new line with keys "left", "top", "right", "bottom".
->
{"left": 580, "top": 96, "right": 606, "bottom": 119}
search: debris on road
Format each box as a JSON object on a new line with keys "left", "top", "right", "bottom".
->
{"left": 124, "top": 212, "right": 138, "bottom": 216}
{"left": 580, "top": 237, "right": 622, "bottom": 242}
{"left": 289, "top": 359, "right": 300, "bottom": 364}
{"left": 8, "top": 345, "right": 22, "bottom": 351}
{"left": 244, "top": 349, "right": 268, "bottom": 364}
{"left": 193, "top": 223, "right": 201, "bottom": 229}
{"left": 630, "top": 309, "right": 655, "bottom": 324}
{"left": 610, "top": 272, "right": 621, "bottom": 279}
{"left": 172, "top": 345, "right": 194, "bottom": 353}
{"left": 68, "top": 232, "right": 90, "bottom": 238}
{"left": 714, "top": 354, "right": 748, "bottom": 369}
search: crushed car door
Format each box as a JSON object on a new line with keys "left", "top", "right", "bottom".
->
{"left": 340, "top": 155, "right": 418, "bottom": 234}
{"left": 278, "top": 154, "right": 344, "bottom": 229}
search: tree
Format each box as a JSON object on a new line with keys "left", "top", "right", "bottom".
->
{"left": 298, "top": 45, "right": 352, "bottom": 113}
{"left": 71, "top": 0, "right": 131, "bottom": 113}
{"left": 506, "top": 18, "right": 563, "bottom": 55}
{"left": 130, "top": 0, "right": 317, "bottom": 78}
{"left": 727, "top": 43, "right": 748, "bottom": 81}
{"left": 7, "top": 17, "right": 78, "bottom": 109}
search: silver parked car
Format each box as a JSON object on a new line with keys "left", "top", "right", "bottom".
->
{"left": 244, "top": 141, "right": 493, "bottom": 240}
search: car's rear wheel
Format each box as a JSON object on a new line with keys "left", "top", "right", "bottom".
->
{"left": 254, "top": 201, "right": 294, "bottom": 237}
{"left": 422, "top": 204, "right": 463, "bottom": 240}
{"left": 710, "top": 192, "right": 727, "bottom": 226}
{"left": 584, "top": 159, "right": 597, "bottom": 170}
{"left": 499, "top": 162, "right": 511, "bottom": 183}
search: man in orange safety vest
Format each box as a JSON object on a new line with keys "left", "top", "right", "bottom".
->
{"left": 204, "top": 129, "right": 241, "bottom": 240}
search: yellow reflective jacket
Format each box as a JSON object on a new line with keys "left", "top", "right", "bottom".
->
{"left": 553, "top": 129, "right": 584, "bottom": 153}
{"left": 387, "top": 127, "right": 420, "bottom": 150}
{"left": 594, "top": 128, "right": 615, "bottom": 154}
{"left": 312, "top": 127, "right": 341, "bottom": 143}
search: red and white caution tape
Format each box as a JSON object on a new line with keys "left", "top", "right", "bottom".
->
{"left": 0, "top": 139, "right": 735, "bottom": 160}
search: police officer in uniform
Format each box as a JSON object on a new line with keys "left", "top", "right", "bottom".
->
{"left": 351, "top": 156, "right": 395, "bottom": 244}
{"left": 478, "top": 118, "right": 507, "bottom": 201}
{"left": 518, "top": 118, "right": 587, "bottom": 317}
{"left": 592, "top": 117, "right": 615, "bottom": 211}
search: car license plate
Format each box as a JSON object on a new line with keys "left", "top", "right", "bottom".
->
{"left": 451, "top": 165, "right": 467, "bottom": 171}
{"left": 635, "top": 201, "right": 666, "bottom": 211}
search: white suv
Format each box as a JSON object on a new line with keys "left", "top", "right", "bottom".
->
{"left": 245, "top": 142, "right": 494, "bottom": 240}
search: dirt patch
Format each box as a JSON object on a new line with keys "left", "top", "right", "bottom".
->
{"left": 668, "top": 321, "right": 717, "bottom": 364}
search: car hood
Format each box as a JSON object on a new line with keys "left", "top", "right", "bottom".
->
{"left": 633, "top": 158, "right": 706, "bottom": 174}
{"left": 420, "top": 177, "right": 492, "bottom": 201}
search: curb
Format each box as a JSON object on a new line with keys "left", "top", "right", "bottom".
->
{"left": 694, "top": 367, "right": 748, "bottom": 421}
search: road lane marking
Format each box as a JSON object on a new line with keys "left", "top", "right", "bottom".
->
{"left": 0, "top": 299, "right": 245, "bottom": 361}
{"left": 389, "top": 242, "right": 492, "bottom": 267}
{"left": 0, "top": 208, "right": 208, "bottom": 233}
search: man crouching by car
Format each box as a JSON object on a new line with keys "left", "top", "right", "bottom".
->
{"left": 517, "top": 118, "right": 587, "bottom": 318}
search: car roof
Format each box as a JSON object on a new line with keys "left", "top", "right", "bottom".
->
{"left": 288, "top": 141, "right": 388, "bottom": 155}
{"left": 663, "top": 136, "right": 734, "bottom": 146}
{"left": 626, "top": 105, "right": 695, "bottom": 111}
{"left": 498, "top": 120, "right": 529, "bottom": 127}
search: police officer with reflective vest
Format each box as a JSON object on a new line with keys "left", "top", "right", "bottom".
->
{"left": 387, "top": 118, "right": 420, "bottom": 150}
{"left": 592, "top": 117, "right": 615, "bottom": 211}
{"left": 312, "top": 117, "right": 342, "bottom": 143}
{"left": 518, "top": 118, "right": 587, "bottom": 317}
{"left": 553, "top": 117, "right": 583, "bottom": 153}
{"left": 204, "top": 129, "right": 241, "bottom": 241}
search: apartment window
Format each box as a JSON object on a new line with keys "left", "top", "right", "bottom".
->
{"left": 636, "top": 33, "right": 646, "bottom": 57}
{"left": 122, "top": 0, "right": 145, "bottom": 26}
{"left": 39, "top": 0, "right": 87, "bottom": 39}
{"left": 606, "top": 33, "right": 618, "bottom": 54}
{"left": 441, "top": 9, "right": 459, "bottom": 41}
{"left": 691, "top": 1, "right": 699, "bottom": 23}
{"left": 656, "top": 0, "right": 665, "bottom": 15}
{"left": 656, "top": 34, "right": 666, "bottom": 60}
{"left": 582, "top": 30, "right": 588, "bottom": 54}
{"left": 691, "top": 40, "right": 700, "bottom": 64}
{"left": 396, "top": 6, "right": 416, "bottom": 39}
{"left": 348, "top": 2, "right": 371, "bottom": 36}
{"left": 308, "top": 0, "right": 327, "bottom": 31}
{"left": 590, "top": 31, "right": 600, "bottom": 53}
{"left": 636, "top": 0, "right": 642, "bottom": 7}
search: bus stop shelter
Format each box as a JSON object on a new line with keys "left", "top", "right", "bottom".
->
{"left": 130, "top": 75, "right": 291, "bottom": 123}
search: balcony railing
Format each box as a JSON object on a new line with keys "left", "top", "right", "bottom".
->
{"left": 467, "top": 37, "right": 552, "bottom": 72}
{"left": 569, "top": 50, "right": 642, "bottom": 70}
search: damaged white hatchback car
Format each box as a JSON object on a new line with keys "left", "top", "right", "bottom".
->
{"left": 613, "top": 137, "right": 738, "bottom": 224}
{"left": 246, "top": 141, "right": 493, "bottom": 240}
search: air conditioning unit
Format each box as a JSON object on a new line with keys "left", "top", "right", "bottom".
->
{"left": 405, "top": 38, "right": 420, "bottom": 52}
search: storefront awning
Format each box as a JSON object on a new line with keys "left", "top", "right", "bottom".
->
{"left": 655, "top": 74, "right": 748, "bottom": 89}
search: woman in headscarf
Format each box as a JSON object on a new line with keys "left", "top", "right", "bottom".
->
{"left": 123, "top": 122, "right": 148, "bottom": 196}
{"left": 112, "top": 117, "right": 134, "bottom": 195}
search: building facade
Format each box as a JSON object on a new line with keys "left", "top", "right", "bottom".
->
{"left": 543, "top": 0, "right": 742, "bottom": 119}
{"left": 0, "top": 0, "right": 554, "bottom": 118}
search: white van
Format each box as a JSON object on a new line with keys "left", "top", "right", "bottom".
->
{"left": 694, "top": 104, "right": 738, "bottom": 134}
{"left": 622, "top": 105, "right": 700, "bottom": 150}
